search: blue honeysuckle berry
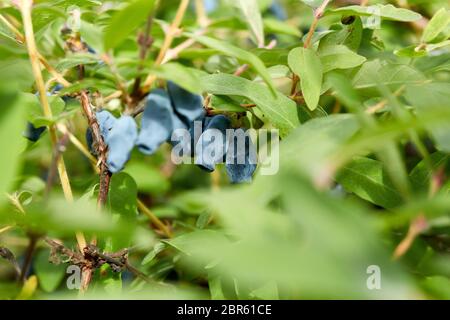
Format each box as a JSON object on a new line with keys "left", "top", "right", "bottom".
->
{"left": 203, "top": 0, "right": 218, "bottom": 13}
{"left": 195, "top": 115, "right": 231, "bottom": 172}
{"left": 23, "top": 122, "right": 46, "bottom": 142}
{"left": 51, "top": 84, "right": 70, "bottom": 102}
{"left": 137, "top": 89, "right": 174, "bottom": 155}
{"left": 226, "top": 130, "right": 257, "bottom": 184}
{"left": 269, "top": 0, "right": 287, "bottom": 21}
{"left": 167, "top": 81, "right": 205, "bottom": 126}
{"left": 85, "top": 127, "right": 95, "bottom": 155}
{"left": 96, "top": 110, "right": 117, "bottom": 141}
{"left": 106, "top": 115, "right": 138, "bottom": 173}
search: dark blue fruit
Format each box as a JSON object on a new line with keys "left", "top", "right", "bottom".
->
{"left": 269, "top": 1, "right": 287, "bottom": 21}
{"left": 106, "top": 116, "right": 138, "bottom": 173}
{"left": 96, "top": 110, "right": 117, "bottom": 141}
{"left": 195, "top": 115, "right": 231, "bottom": 172}
{"left": 137, "top": 89, "right": 174, "bottom": 155}
{"left": 23, "top": 122, "right": 46, "bottom": 142}
{"left": 85, "top": 127, "right": 95, "bottom": 155}
{"left": 167, "top": 82, "right": 205, "bottom": 126}
{"left": 225, "top": 130, "right": 257, "bottom": 184}
{"left": 203, "top": 0, "right": 218, "bottom": 13}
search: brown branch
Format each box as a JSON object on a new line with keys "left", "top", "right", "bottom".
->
{"left": 79, "top": 92, "right": 112, "bottom": 292}
{"left": 0, "top": 247, "right": 21, "bottom": 281}
{"left": 19, "top": 233, "right": 39, "bottom": 283}
{"left": 131, "top": 10, "right": 157, "bottom": 101}
{"left": 79, "top": 92, "right": 111, "bottom": 208}
{"left": 45, "top": 239, "right": 151, "bottom": 283}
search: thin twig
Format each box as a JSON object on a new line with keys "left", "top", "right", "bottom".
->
{"left": 19, "top": 233, "right": 39, "bottom": 283}
{"left": 18, "top": 0, "right": 86, "bottom": 253}
{"left": 234, "top": 39, "right": 277, "bottom": 76}
{"left": 138, "top": 200, "right": 173, "bottom": 238}
{"left": 195, "top": 0, "right": 210, "bottom": 28}
{"left": 131, "top": 6, "right": 158, "bottom": 101}
{"left": 142, "top": 0, "right": 190, "bottom": 91}
{"left": 80, "top": 92, "right": 111, "bottom": 208}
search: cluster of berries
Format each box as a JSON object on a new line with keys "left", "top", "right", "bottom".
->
{"left": 90, "top": 82, "right": 257, "bottom": 184}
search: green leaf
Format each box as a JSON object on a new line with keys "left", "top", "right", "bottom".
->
{"left": 328, "top": 4, "right": 422, "bottom": 22}
{"left": 405, "top": 83, "right": 450, "bottom": 152}
{"left": 410, "top": 152, "right": 449, "bottom": 194}
{"left": 124, "top": 161, "right": 170, "bottom": 195}
{"left": 200, "top": 74, "right": 299, "bottom": 137}
{"left": 300, "top": 0, "right": 324, "bottom": 8}
{"left": 336, "top": 157, "right": 403, "bottom": 208}
{"left": 80, "top": 21, "right": 104, "bottom": 53}
{"left": 288, "top": 47, "right": 323, "bottom": 111}
{"left": 104, "top": 0, "right": 156, "bottom": 50}
{"left": 422, "top": 8, "right": 450, "bottom": 43}
{"left": 263, "top": 18, "right": 302, "bottom": 37}
{"left": 152, "top": 63, "right": 203, "bottom": 94}
{"left": 108, "top": 172, "right": 138, "bottom": 219}
{"left": 56, "top": 53, "right": 99, "bottom": 72}
{"left": 34, "top": 250, "right": 66, "bottom": 293}
{"left": 318, "top": 44, "right": 366, "bottom": 73}
{"left": 142, "top": 242, "right": 166, "bottom": 265}
{"left": 280, "top": 114, "right": 360, "bottom": 181}
{"left": 188, "top": 34, "right": 276, "bottom": 95}
{"left": 318, "top": 17, "right": 363, "bottom": 52}
{"left": 0, "top": 87, "right": 25, "bottom": 206}
{"left": 352, "top": 60, "right": 426, "bottom": 95}
{"left": 230, "top": 0, "right": 265, "bottom": 46}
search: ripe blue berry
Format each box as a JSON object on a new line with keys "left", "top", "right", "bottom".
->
{"left": 23, "top": 122, "right": 46, "bottom": 142}
{"left": 203, "top": 0, "right": 218, "bottom": 13}
{"left": 195, "top": 115, "right": 231, "bottom": 172}
{"left": 85, "top": 127, "right": 95, "bottom": 155}
{"left": 269, "top": 1, "right": 287, "bottom": 21}
{"left": 137, "top": 89, "right": 174, "bottom": 155}
{"left": 226, "top": 131, "right": 257, "bottom": 184}
{"left": 96, "top": 110, "right": 117, "bottom": 141}
{"left": 106, "top": 115, "right": 138, "bottom": 173}
{"left": 167, "top": 81, "right": 205, "bottom": 126}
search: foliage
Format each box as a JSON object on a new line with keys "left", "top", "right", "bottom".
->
{"left": 0, "top": 0, "right": 450, "bottom": 300}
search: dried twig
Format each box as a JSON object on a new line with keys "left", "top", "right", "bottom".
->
{"left": 0, "top": 247, "right": 21, "bottom": 281}
{"left": 45, "top": 238, "right": 151, "bottom": 283}
{"left": 18, "top": 0, "right": 86, "bottom": 253}
{"left": 80, "top": 92, "right": 111, "bottom": 208}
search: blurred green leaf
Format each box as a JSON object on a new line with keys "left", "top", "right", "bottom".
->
{"left": 34, "top": 250, "right": 66, "bottom": 293}
{"left": 189, "top": 34, "right": 276, "bottom": 94}
{"left": 104, "top": 0, "right": 156, "bottom": 50}
{"left": 422, "top": 8, "right": 450, "bottom": 43}
{"left": 336, "top": 157, "right": 403, "bottom": 208}
{"left": 230, "top": 0, "right": 265, "bottom": 46}
{"left": 108, "top": 172, "right": 138, "bottom": 219}
{"left": 0, "top": 87, "right": 25, "bottom": 207}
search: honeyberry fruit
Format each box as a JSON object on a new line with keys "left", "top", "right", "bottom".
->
{"left": 195, "top": 115, "right": 231, "bottom": 172}
{"left": 23, "top": 122, "right": 46, "bottom": 142}
{"left": 96, "top": 110, "right": 117, "bottom": 141}
{"left": 137, "top": 89, "right": 174, "bottom": 155}
{"left": 106, "top": 115, "right": 138, "bottom": 173}
{"left": 225, "top": 131, "right": 257, "bottom": 184}
{"left": 269, "top": 0, "right": 287, "bottom": 21}
{"left": 167, "top": 81, "right": 205, "bottom": 126}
